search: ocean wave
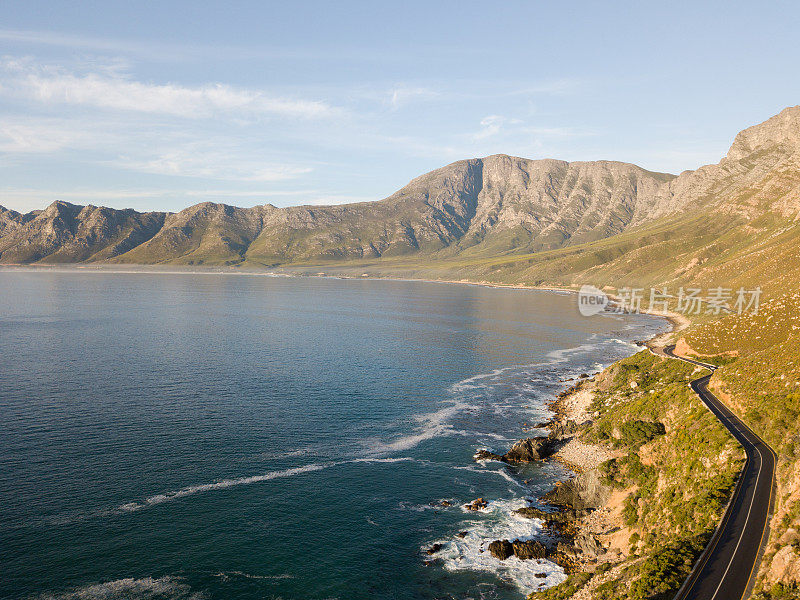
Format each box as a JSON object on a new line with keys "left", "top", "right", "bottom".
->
{"left": 362, "top": 399, "right": 476, "bottom": 454}
{"left": 430, "top": 498, "right": 567, "bottom": 593}
{"left": 114, "top": 457, "right": 422, "bottom": 515}
{"left": 35, "top": 576, "right": 203, "bottom": 600}
{"left": 117, "top": 463, "right": 329, "bottom": 513}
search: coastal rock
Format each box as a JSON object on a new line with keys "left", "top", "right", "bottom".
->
{"left": 474, "top": 437, "right": 556, "bottom": 463}
{"left": 548, "top": 420, "right": 578, "bottom": 440}
{"left": 488, "top": 539, "right": 514, "bottom": 560}
{"left": 426, "top": 543, "right": 443, "bottom": 555}
{"left": 514, "top": 506, "right": 550, "bottom": 519}
{"left": 574, "top": 532, "right": 605, "bottom": 558}
{"left": 456, "top": 531, "right": 468, "bottom": 538}
{"left": 504, "top": 437, "right": 557, "bottom": 462}
{"left": 465, "top": 498, "right": 488, "bottom": 511}
{"left": 512, "top": 539, "right": 547, "bottom": 560}
{"left": 473, "top": 449, "right": 504, "bottom": 461}
{"left": 514, "top": 506, "right": 585, "bottom": 531}
{"left": 543, "top": 470, "right": 610, "bottom": 511}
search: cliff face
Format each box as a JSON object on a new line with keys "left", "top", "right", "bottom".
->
{"left": 2, "top": 106, "right": 800, "bottom": 266}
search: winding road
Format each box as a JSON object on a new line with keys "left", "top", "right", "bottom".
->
{"left": 653, "top": 345, "right": 777, "bottom": 600}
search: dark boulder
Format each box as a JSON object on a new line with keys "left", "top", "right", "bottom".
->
{"left": 426, "top": 543, "right": 443, "bottom": 555}
{"left": 488, "top": 539, "right": 514, "bottom": 560}
{"left": 473, "top": 449, "right": 504, "bottom": 461}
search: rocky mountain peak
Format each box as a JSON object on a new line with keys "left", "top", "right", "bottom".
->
{"left": 726, "top": 105, "right": 800, "bottom": 161}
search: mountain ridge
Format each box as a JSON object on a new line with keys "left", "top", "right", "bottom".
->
{"left": 1, "top": 106, "right": 799, "bottom": 268}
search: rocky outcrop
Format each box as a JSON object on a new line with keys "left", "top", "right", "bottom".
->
{"left": 512, "top": 539, "right": 547, "bottom": 560}
{"left": 487, "top": 538, "right": 547, "bottom": 561}
{"left": 464, "top": 498, "right": 488, "bottom": 511}
{"left": 543, "top": 470, "right": 611, "bottom": 512}
{"left": 425, "top": 543, "right": 443, "bottom": 555}
{"left": 474, "top": 437, "right": 557, "bottom": 463}
{"left": 514, "top": 505, "right": 586, "bottom": 533}
{"left": 488, "top": 539, "right": 515, "bottom": 560}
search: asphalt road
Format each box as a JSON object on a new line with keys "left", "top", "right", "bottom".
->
{"left": 656, "top": 345, "right": 777, "bottom": 600}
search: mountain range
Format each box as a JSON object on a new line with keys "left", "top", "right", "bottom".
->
{"left": 2, "top": 106, "right": 800, "bottom": 296}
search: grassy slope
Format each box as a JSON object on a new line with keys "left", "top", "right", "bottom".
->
{"left": 684, "top": 295, "right": 800, "bottom": 600}
{"left": 531, "top": 351, "right": 744, "bottom": 600}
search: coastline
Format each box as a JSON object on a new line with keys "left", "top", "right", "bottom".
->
{"left": 3, "top": 265, "right": 683, "bottom": 596}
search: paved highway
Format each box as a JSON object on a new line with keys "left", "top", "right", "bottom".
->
{"left": 655, "top": 345, "right": 776, "bottom": 600}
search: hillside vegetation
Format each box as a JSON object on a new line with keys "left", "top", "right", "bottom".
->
{"left": 683, "top": 295, "right": 800, "bottom": 597}
{"left": 531, "top": 351, "right": 744, "bottom": 600}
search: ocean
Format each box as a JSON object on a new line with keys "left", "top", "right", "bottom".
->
{"left": 0, "top": 270, "right": 667, "bottom": 600}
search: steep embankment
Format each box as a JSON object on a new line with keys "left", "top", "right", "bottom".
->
{"left": 528, "top": 351, "right": 745, "bottom": 600}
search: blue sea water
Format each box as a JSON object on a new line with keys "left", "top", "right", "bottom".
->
{"left": 0, "top": 270, "right": 667, "bottom": 600}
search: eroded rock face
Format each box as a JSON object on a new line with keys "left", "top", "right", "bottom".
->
{"left": 488, "top": 539, "right": 514, "bottom": 560}
{"left": 767, "top": 532, "right": 800, "bottom": 585}
{"left": 512, "top": 539, "right": 547, "bottom": 560}
{"left": 488, "top": 538, "right": 548, "bottom": 561}
{"left": 574, "top": 532, "right": 604, "bottom": 558}
{"left": 543, "top": 470, "right": 611, "bottom": 511}
{"left": 504, "top": 437, "right": 557, "bottom": 462}
{"left": 514, "top": 506, "right": 586, "bottom": 531}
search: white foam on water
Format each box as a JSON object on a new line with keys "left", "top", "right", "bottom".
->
{"left": 363, "top": 398, "right": 476, "bottom": 454}
{"left": 35, "top": 576, "right": 203, "bottom": 600}
{"left": 431, "top": 498, "right": 567, "bottom": 593}
{"left": 350, "top": 456, "right": 418, "bottom": 464}
{"left": 365, "top": 333, "right": 649, "bottom": 458}
{"left": 117, "top": 463, "right": 329, "bottom": 513}
{"left": 214, "top": 571, "right": 293, "bottom": 581}
{"left": 114, "top": 457, "right": 422, "bottom": 515}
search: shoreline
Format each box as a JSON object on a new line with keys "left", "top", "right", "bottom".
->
{"left": 4, "top": 263, "right": 684, "bottom": 593}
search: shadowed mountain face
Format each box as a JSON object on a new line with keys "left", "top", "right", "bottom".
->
{"left": 0, "top": 202, "right": 166, "bottom": 264}
{"left": 1, "top": 106, "right": 799, "bottom": 269}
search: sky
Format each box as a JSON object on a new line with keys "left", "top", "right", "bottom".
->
{"left": 1, "top": 1, "right": 799, "bottom": 214}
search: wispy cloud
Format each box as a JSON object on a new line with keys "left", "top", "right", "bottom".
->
{"left": 387, "top": 85, "right": 440, "bottom": 109}
{"left": 1, "top": 58, "right": 338, "bottom": 119}
{"left": 0, "top": 117, "right": 118, "bottom": 153}
{"left": 472, "top": 114, "right": 522, "bottom": 140}
{"left": 114, "top": 148, "right": 313, "bottom": 182}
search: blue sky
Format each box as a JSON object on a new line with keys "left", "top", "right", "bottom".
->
{"left": 1, "top": 1, "right": 799, "bottom": 213}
